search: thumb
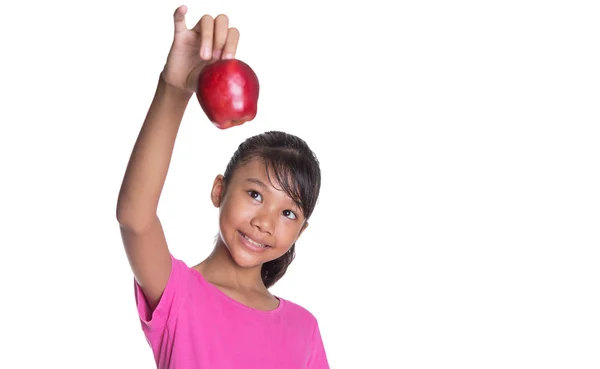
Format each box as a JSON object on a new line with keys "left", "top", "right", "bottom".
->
{"left": 173, "top": 5, "right": 188, "bottom": 33}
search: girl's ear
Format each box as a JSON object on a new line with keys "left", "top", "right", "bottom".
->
{"left": 211, "top": 174, "right": 225, "bottom": 207}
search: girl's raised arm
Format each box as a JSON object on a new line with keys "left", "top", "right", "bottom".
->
{"left": 116, "top": 7, "right": 239, "bottom": 310}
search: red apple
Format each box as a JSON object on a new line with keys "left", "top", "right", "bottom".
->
{"left": 196, "top": 59, "right": 260, "bottom": 129}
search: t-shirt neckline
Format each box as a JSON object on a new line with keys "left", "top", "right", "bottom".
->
{"left": 190, "top": 267, "right": 286, "bottom": 314}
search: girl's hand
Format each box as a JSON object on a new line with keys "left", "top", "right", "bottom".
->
{"left": 161, "top": 5, "right": 240, "bottom": 94}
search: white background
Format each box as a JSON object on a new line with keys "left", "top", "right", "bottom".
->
{"left": 1, "top": 0, "right": 599, "bottom": 368}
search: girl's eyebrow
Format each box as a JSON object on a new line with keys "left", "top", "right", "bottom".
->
{"left": 246, "top": 177, "right": 269, "bottom": 191}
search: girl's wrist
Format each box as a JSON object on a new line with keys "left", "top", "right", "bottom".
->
{"left": 158, "top": 72, "right": 194, "bottom": 101}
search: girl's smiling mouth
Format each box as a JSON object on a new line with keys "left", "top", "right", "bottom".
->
{"left": 239, "top": 231, "right": 271, "bottom": 250}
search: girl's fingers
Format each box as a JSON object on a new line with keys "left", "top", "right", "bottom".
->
{"left": 212, "top": 14, "right": 229, "bottom": 60}
{"left": 222, "top": 27, "right": 240, "bottom": 60}
{"left": 193, "top": 15, "right": 214, "bottom": 60}
{"left": 173, "top": 5, "right": 188, "bottom": 33}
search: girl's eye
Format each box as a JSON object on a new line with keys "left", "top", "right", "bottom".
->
{"left": 283, "top": 210, "right": 297, "bottom": 220}
{"left": 248, "top": 190, "right": 262, "bottom": 202}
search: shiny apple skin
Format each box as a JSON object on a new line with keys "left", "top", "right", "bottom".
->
{"left": 196, "top": 59, "right": 260, "bottom": 129}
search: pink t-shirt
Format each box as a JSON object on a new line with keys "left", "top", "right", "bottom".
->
{"left": 134, "top": 254, "right": 329, "bottom": 368}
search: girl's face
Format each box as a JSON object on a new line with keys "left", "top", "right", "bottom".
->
{"left": 211, "top": 157, "right": 308, "bottom": 269}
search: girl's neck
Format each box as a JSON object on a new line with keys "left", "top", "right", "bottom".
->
{"left": 196, "top": 240, "right": 266, "bottom": 292}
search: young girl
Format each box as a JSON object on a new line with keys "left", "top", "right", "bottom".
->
{"left": 116, "top": 6, "right": 329, "bottom": 369}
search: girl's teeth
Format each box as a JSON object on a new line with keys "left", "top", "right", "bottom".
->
{"left": 244, "top": 234, "right": 265, "bottom": 247}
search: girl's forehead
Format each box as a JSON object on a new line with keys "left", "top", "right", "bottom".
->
{"left": 231, "top": 159, "right": 278, "bottom": 187}
{"left": 234, "top": 157, "right": 269, "bottom": 177}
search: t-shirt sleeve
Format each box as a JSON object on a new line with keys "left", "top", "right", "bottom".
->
{"left": 307, "top": 321, "right": 330, "bottom": 369}
{"left": 133, "top": 253, "right": 190, "bottom": 333}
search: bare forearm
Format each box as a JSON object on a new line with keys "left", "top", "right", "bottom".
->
{"left": 117, "top": 74, "right": 193, "bottom": 228}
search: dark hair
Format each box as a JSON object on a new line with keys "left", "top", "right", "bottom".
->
{"left": 222, "top": 130, "right": 321, "bottom": 288}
